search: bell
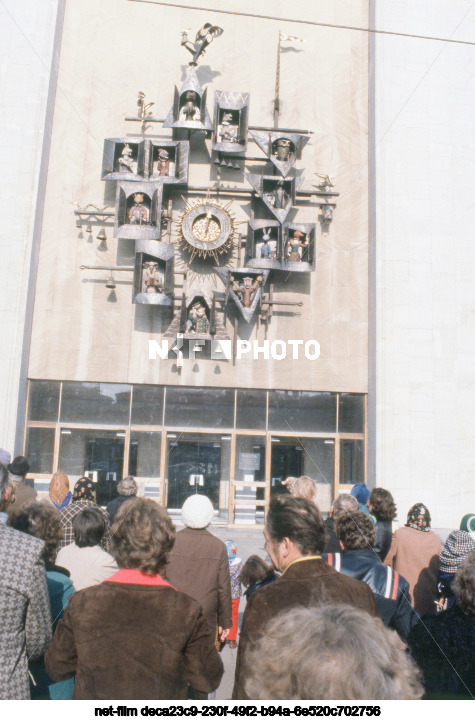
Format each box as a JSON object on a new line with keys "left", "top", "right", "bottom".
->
{"left": 97, "top": 227, "right": 107, "bottom": 241}
{"left": 76, "top": 218, "right": 82, "bottom": 228}
{"left": 234, "top": 161, "right": 241, "bottom": 169}
{"left": 227, "top": 159, "right": 234, "bottom": 168}
{"left": 220, "top": 158, "right": 227, "bottom": 167}
{"left": 85, "top": 223, "right": 92, "bottom": 234}
{"left": 105, "top": 275, "right": 116, "bottom": 290}
{"left": 214, "top": 156, "right": 221, "bottom": 165}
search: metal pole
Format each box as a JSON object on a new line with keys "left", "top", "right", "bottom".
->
{"left": 274, "top": 32, "right": 281, "bottom": 128}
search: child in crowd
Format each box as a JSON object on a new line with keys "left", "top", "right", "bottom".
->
{"left": 241, "top": 554, "right": 277, "bottom": 599}
{"left": 225, "top": 540, "right": 242, "bottom": 648}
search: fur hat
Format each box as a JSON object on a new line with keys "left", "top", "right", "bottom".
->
{"left": 439, "top": 530, "right": 475, "bottom": 573}
{"left": 0, "top": 449, "right": 11, "bottom": 466}
{"left": 350, "top": 483, "right": 370, "bottom": 505}
{"left": 7, "top": 456, "right": 30, "bottom": 478}
{"left": 117, "top": 476, "right": 137, "bottom": 497}
{"left": 460, "top": 514, "right": 475, "bottom": 541}
{"left": 181, "top": 494, "right": 214, "bottom": 529}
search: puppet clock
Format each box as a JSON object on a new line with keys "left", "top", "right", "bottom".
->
{"left": 177, "top": 196, "right": 236, "bottom": 262}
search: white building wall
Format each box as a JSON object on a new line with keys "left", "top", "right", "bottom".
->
{"left": 373, "top": 0, "right": 475, "bottom": 527}
{"left": 0, "top": 0, "right": 60, "bottom": 454}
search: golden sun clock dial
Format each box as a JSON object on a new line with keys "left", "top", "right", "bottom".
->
{"left": 176, "top": 196, "right": 237, "bottom": 262}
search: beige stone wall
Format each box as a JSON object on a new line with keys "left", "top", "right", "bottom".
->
{"left": 29, "top": 0, "right": 369, "bottom": 393}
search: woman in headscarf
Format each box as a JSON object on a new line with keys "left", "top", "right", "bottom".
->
{"left": 49, "top": 471, "right": 72, "bottom": 510}
{"left": 384, "top": 502, "right": 441, "bottom": 616}
{"left": 57, "top": 477, "right": 110, "bottom": 550}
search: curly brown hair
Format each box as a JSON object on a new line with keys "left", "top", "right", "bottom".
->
{"left": 336, "top": 510, "right": 376, "bottom": 550}
{"left": 109, "top": 498, "right": 175, "bottom": 575}
{"left": 452, "top": 550, "right": 475, "bottom": 615}
{"left": 241, "top": 555, "right": 274, "bottom": 588}
{"left": 8, "top": 501, "right": 63, "bottom": 566}
{"left": 369, "top": 488, "right": 397, "bottom": 522}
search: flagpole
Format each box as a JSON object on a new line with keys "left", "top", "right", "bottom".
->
{"left": 274, "top": 31, "right": 281, "bottom": 129}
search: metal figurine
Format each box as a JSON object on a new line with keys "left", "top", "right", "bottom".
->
{"left": 259, "top": 228, "right": 277, "bottom": 259}
{"left": 273, "top": 138, "right": 294, "bottom": 162}
{"left": 218, "top": 112, "right": 239, "bottom": 144}
{"left": 142, "top": 261, "right": 164, "bottom": 294}
{"left": 181, "top": 23, "right": 224, "bottom": 66}
{"left": 118, "top": 144, "right": 135, "bottom": 173}
{"left": 156, "top": 149, "right": 170, "bottom": 176}
{"left": 178, "top": 90, "right": 201, "bottom": 121}
{"left": 128, "top": 193, "right": 150, "bottom": 225}
{"left": 286, "top": 229, "right": 309, "bottom": 261}
{"left": 230, "top": 275, "right": 262, "bottom": 308}
{"left": 270, "top": 179, "right": 289, "bottom": 209}
{"left": 187, "top": 301, "right": 210, "bottom": 334}
{"left": 321, "top": 204, "right": 334, "bottom": 222}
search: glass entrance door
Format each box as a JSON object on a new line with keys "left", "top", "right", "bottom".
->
{"left": 165, "top": 432, "right": 231, "bottom": 511}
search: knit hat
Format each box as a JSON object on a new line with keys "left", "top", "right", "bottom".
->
{"left": 0, "top": 449, "right": 11, "bottom": 466}
{"left": 439, "top": 530, "right": 475, "bottom": 573}
{"left": 49, "top": 471, "right": 71, "bottom": 509}
{"left": 460, "top": 514, "right": 475, "bottom": 541}
{"left": 73, "top": 477, "right": 96, "bottom": 502}
{"left": 7, "top": 456, "right": 30, "bottom": 478}
{"left": 406, "top": 502, "right": 431, "bottom": 532}
{"left": 226, "top": 540, "right": 237, "bottom": 560}
{"left": 350, "top": 483, "right": 370, "bottom": 505}
{"left": 181, "top": 494, "right": 214, "bottom": 529}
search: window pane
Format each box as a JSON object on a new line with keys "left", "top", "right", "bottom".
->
{"left": 338, "top": 394, "right": 365, "bottom": 433}
{"left": 129, "top": 432, "right": 161, "bottom": 477}
{"left": 25, "top": 427, "right": 55, "bottom": 473}
{"left": 236, "top": 390, "right": 266, "bottom": 430}
{"left": 165, "top": 387, "right": 234, "bottom": 429}
{"left": 28, "top": 381, "right": 60, "bottom": 422}
{"left": 60, "top": 383, "right": 131, "bottom": 424}
{"left": 270, "top": 436, "right": 334, "bottom": 512}
{"left": 268, "top": 391, "right": 336, "bottom": 432}
{"left": 340, "top": 439, "right": 364, "bottom": 485}
{"left": 232, "top": 435, "right": 266, "bottom": 525}
{"left": 131, "top": 386, "right": 164, "bottom": 425}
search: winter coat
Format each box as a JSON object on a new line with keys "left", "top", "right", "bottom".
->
{"left": 233, "top": 557, "right": 379, "bottom": 699}
{"left": 323, "top": 549, "right": 419, "bottom": 640}
{"left": 45, "top": 569, "right": 224, "bottom": 699}
{"left": 165, "top": 527, "right": 232, "bottom": 633}
{"left": 373, "top": 519, "right": 393, "bottom": 561}
{"left": 384, "top": 526, "right": 441, "bottom": 616}
{"left": 0, "top": 525, "right": 52, "bottom": 699}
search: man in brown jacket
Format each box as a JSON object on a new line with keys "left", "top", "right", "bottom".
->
{"left": 165, "top": 494, "right": 232, "bottom": 642}
{"left": 232, "top": 495, "right": 380, "bottom": 700}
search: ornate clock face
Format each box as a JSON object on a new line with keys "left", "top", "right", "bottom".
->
{"left": 177, "top": 197, "right": 236, "bottom": 262}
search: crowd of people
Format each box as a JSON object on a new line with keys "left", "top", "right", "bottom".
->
{"left": 0, "top": 449, "right": 474, "bottom": 701}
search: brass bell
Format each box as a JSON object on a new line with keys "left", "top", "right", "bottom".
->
{"left": 85, "top": 223, "right": 92, "bottom": 234}
{"left": 97, "top": 227, "right": 107, "bottom": 241}
{"left": 76, "top": 218, "right": 82, "bottom": 228}
{"left": 105, "top": 275, "right": 116, "bottom": 290}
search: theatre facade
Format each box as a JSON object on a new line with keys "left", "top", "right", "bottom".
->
{"left": 16, "top": 0, "right": 370, "bottom": 525}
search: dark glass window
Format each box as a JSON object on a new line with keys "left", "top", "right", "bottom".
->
{"left": 60, "top": 383, "right": 131, "bottom": 424}
{"left": 236, "top": 390, "right": 266, "bottom": 430}
{"left": 268, "top": 391, "right": 337, "bottom": 432}
{"left": 131, "top": 386, "right": 164, "bottom": 425}
{"left": 129, "top": 432, "right": 161, "bottom": 477}
{"left": 165, "top": 387, "right": 234, "bottom": 429}
{"left": 25, "top": 427, "right": 55, "bottom": 473}
{"left": 338, "top": 394, "right": 365, "bottom": 433}
{"left": 340, "top": 439, "right": 364, "bottom": 484}
{"left": 28, "top": 381, "right": 60, "bottom": 422}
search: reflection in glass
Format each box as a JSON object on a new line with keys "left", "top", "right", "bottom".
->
{"left": 165, "top": 387, "right": 234, "bottom": 428}
{"left": 233, "top": 435, "right": 266, "bottom": 524}
{"left": 58, "top": 428, "right": 125, "bottom": 505}
{"left": 28, "top": 381, "right": 60, "bottom": 422}
{"left": 60, "top": 383, "right": 131, "bottom": 424}
{"left": 131, "top": 386, "right": 164, "bottom": 425}
{"left": 270, "top": 436, "right": 334, "bottom": 512}
{"left": 129, "top": 432, "right": 161, "bottom": 477}
{"left": 340, "top": 439, "right": 364, "bottom": 485}
{"left": 25, "top": 427, "right": 55, "bottom": 474}
{"left": 338, "top": 394, "right": 365, "bottom": 433}
{"left": 236, "top": 390, "right": 266, "bottom": 430}
{"left": 166, "top": 432, "right": 230, "bottom": 511}
{"left": 268, "top": 391, "right": 336, "bottom": 432}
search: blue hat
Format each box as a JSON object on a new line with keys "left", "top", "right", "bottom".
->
{"left": 350, "top": 483, "right": 370, "bottom": 505}
{"left": 225, "top": 540, "right": 237, "bottom": 559}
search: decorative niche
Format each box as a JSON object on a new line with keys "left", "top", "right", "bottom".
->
{"left": 133, "top": 239, "right": 174, "bottom": 306}
{"left": 212, "top": 90, "right": 250, "bottom": 154}
{"left": 114, "top": 181, "right": 163, "bottom": 240}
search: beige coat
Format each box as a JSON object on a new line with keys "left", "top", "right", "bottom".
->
{"left": 384, "top": 526, "right": 441, "bottom": 616}
{"left": 56, "top": 543, "right": 118, "bottom": 591}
